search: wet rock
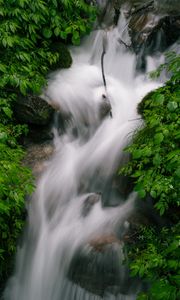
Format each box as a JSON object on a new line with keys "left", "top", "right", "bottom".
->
{"left": 99, "top": 95, "right": 112, "bottom": 119}
{"left": 82, "top": 193, "right": 101, "bottom": 217}
{"left": 68, "top": 236, "right": 141, "bottom": 297}
{"left": 129, "top": 14, "right": 180, "bottom": 55}
{"left": 49, "top": 42, "right": 72, "bottom": 70}
{"left": 15, "top": 94, "right": 55, "bottom": 126}
{"left": 68, "top": 241, "right": 122, "bottom": 297}
{"left": 126, "top": 1, "right": 180, "bottom": 70}
{"left": 89, "top": 234, "right": 121, "bottom": 252}
{"left": 155, "top": 0, "right": 180, "bottom": 15}
{"left": 23, "top": 142, "right": 54, "bottom": 176}
{"left": 107, "top": 0, "right": 180, "bottom": 71}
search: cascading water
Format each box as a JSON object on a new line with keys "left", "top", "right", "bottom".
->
{"left": 4, "top": 9, "right": 162, "bottom": 300}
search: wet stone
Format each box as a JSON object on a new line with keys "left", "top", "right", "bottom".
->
{"left": 68, "top": 239, "right": 141, "bottom": 298}
{"left": 15, "top": 94, "right": 55, "bottom": 126}
{"left": 81, "top": 193, "right": 102, "bottom": 217}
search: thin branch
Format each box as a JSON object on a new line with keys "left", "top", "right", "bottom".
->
{"left": 128, "top": 117, "right": 143, "bottom": 122}
{"left": 131, "top": 0, "right": 154, "bottom": 16}
{"left": 101, "top": 32, "right": 107, "bottom": 90}
{"left": 118, "top": 37, "right": 132, "bottom": 49}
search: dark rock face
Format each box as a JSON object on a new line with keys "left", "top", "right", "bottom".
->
{"left": 99, "top": 95, "right": 112, "bottom": 119}
{"left": 81, "top": 193, "right": 101, "bottom": 217}
{"left": 68, "top": 238, "right": 141, "bottom": 297}
{"left": 49, "top": 42, "right": 72, "bottom": 70}
{"left": 15, "top": 95, "right": 55, "bottom": 177}
{"left": 15, "top": 94, "right": 55, "bottom": 126}
{"left": 129, "top": 13, "right": 180, "bottom": 53}
{"left": 155, "top": 0, "right": 180, "bottom": 15}
{"left": 97, "top": 0, "right": 180, "bottom": 71}
{"left": 22, "top": 141, "right": 54, "bottom": 176}
{"left": 124, "top": 0, "right": 180, "bottom": 71}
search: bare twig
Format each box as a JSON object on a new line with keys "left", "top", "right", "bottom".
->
{"left": 128, "top": 117, "right": 143, "bottom": 122}
{"left": 101, "top": 32, "right": 108, "bottom": 90}
{"left": 118, "top": 37, "right": 132, "bottom": 49}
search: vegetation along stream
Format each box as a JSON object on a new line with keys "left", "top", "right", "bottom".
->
{"left": 0, "top": 1, "right": 179, "bottom": 300}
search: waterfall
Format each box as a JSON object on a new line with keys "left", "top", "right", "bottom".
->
{"left": 4, "top": 10, "right": 161, "bottom": 300}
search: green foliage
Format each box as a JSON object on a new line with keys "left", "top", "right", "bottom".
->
{"left": 121, "top": 56, "right": 180, "bottom": 216}
{"left": 0, "top": 0, "right": 97, "bottom": 285}
{"left": 128, "top": 224, "right": 180, "bottom": 300}
{"left": 150, "top": 52, "right": 180, "bottom": 84}
{"left": 0, "top": 0, "right": 96, "bottom": 95}
{"left": 120, "top": 53, "right": 180, "bottom": 299}
{"left": 0, "top": 118, "right": 34, "bottom": 281}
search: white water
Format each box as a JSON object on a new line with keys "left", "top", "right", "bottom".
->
{"left": 4, "top": 12, "right": 161, "bottom": 300}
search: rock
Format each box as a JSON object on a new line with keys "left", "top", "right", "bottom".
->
{"left": 68, "top": 239, "right": 123, "bottom": 297}
{"left": 81, "top": 193, "right": 101, "bottom": 217}
{"left": 110, "top": 0, "right": 180, "bottom": 71}
{"left": 89, "top": 234, "right": 121, "bottom": 252}
{"left": 15, "top": 94, "right": 55, "bottom": 126}
{"left": 23, "top": 142, "right": 54, "bottom": 176}
{"left": 129, "top": 14, "right": 180, "bottom": 55}
{"left": 127, "top": 1, "right": 180, "bottom": 59}
{"left": 155, "top": 0, "right": 180, "bottom": 15}
{"left": 68, "top": 234, "right": 142, "bottom": 297}
{"left": 49, "top": 42, "right": 72, "bottom": 70}
{"left": 99, "top": 94, "right": 112, "bottom": 119}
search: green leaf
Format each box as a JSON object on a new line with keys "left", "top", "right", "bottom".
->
{"left": 153, "top": 153, "right": 161, "bottom": 166}
{"left": 132, "top": 149, "right": 142, "bottom": 159}
{"left": 150, "top": 190, "right": 157, "bottom": 198}
{"left": 154, "top": 133, "right": 164, "bottom": 144}
{"left": 0, "top": 132, "right": 8, "bottom": 143}
{"left": 54, "top": 27, "right": 60, "bottom": 36}
{"left": 175, "top": 168, "right": 180, "bottom": 178}
{"left": 60, "top": 31, "right": 67, "bottom": 39}
{"left": 154, "top": 94, "right": 165, "bottom": 105}
{"left": 2, "top": 107, "right": 13, "bottom": 118}
{"left": 43, "top": 28, "right": 53, "bottom": 39}
{"left": 167, "top": 101, "right": 178, "bottom": 112}
{"left": 138, "top": 189, "right": 146, "bottom": 198}
{"left": 0, "top": 64, "right": 7, "bottom": 73}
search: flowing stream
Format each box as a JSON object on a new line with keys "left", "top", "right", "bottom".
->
{"left": 4, "top": 9, "right": 162, "bottom": 300}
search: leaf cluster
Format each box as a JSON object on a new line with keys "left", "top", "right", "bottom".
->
{"left": 0, "top": 118, "right": 34, "bottom": 281}
{"left": 0, "top": 0, "right": 96, "bottom": 95}
{"left": 128, "top": 224, "right": 180, "bottom": 300}
{"left": 0, "top": 0, "right": 97, "bottom": 285}
{"left": 121, "top": 67, "right": 180, "bottom": 216}
{"left": 120, "top": 53, "right": 180, "bottom": 299}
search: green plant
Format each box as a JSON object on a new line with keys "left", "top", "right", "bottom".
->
{"left": 0, "top": 0, "right": 96, "bottom": 96}
{"left": 120, "top": 52, "right": 180, "bottom": 299}
{"left": 121, "top": 53, "right": 180, "bottom": 216}
{"left": 0, "top": 0, "right": 97, "bottom": 286}
{"left": 0, "top": 120, "right": 34, "bottom": 280}
{"left": 128, "top": 224, "right": 180, "bottom": 300}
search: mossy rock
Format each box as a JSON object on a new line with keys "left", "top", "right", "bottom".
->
{"left": 137, "top": 90, "right": 155, "bottom": 117}
{"left": 49, "top": 42, "right": 72, "bottom": 70}
{"left": 15, "top": 94, "right": 55, "bottom": 126}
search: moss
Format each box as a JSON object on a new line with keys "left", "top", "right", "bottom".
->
{"left": 50, "top": 42, "right": 72, "bottom": 70}
{"left": 137, "top": 90, "right": 155, "bottom": 117}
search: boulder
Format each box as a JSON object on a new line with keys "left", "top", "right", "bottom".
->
{"left": 49, "top": 42, "right": 72, "bottom": 70}
{"left": 99, "top": 94, "right": 112, "bottom": 119}
{"left": 126, "top": 1, "right": 180, "bottom": 70}
{"left": 68, "top": 234, "right": 142, "bottom": 297}
{"left": 107, "top": 0, "right": 180, "bottom": 71}
{"left": 81, "top": 193, "right": 101, "bottom": 217}
{"left": 15, "top": 94, "right": 55, "bottom": 126}
{"left": 22, "top": 142, "right": 54, "bottom": 176}
{"left": 68, "top": 238, "right": 123, "bottom": 297}
{"left": 89, "top": 234, "right": 121, "bottom": 252}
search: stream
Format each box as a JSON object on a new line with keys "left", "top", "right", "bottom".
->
{"left": 4, "top": 7, "right": 163, "bottom": 300}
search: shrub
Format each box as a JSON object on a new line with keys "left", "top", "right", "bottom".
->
{"left": 120, "top": 52, "right": 180, "bottom": 299}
